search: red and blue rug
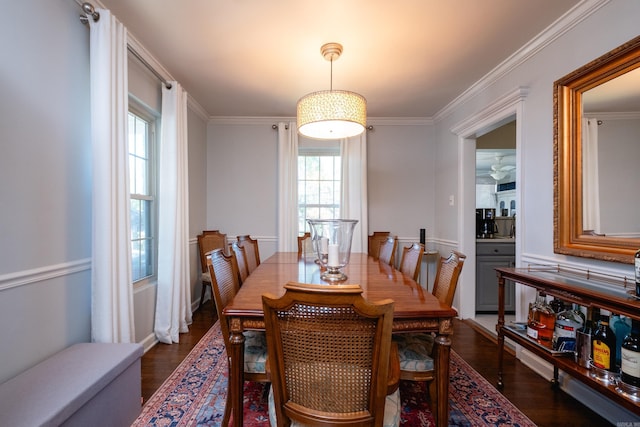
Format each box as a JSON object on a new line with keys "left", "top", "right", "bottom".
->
{"left": 133, "top": 322, "right": 535, "bottom": 426}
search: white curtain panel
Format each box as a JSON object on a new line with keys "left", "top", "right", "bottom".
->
{"left": 582, "top": 118, "right": 601, "bottom": 233}
{"left": 155, "top": 82, "right": 192, "bottom": 344}
{"left": 277, "top": 121, "right": 299, "bottom": 251}
{"left": 88, "top": 9, "right": 135, "bottom": 343}
{"left": 341, "top": 133, "right": 369, "bottom": 253}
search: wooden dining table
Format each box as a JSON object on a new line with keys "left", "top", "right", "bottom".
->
{"left": 222, "top": 252, "right": 457, "bottom": 427}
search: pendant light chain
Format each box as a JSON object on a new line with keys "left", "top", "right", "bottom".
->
{"left": 330, "top": 57, "right": 334, "bottom": 91}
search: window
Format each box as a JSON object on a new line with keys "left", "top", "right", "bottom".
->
{"left": 297, "top": 147, "right": 341, "bottom": 233}
{"left": 128, "top": 108, "right": 157, "bottom": 283}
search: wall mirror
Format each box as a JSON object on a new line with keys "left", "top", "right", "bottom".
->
{"left": 554, "top": 35, "right": 640, "bottom": 264}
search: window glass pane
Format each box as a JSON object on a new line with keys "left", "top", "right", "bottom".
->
{"left": 305, "top": 156, "right": 319, "bottom": 180}
{"left": 135, "top": 157, "right": 148, "bottom": 195}
{"left": 319, "top": 156, "right": 334, "bottom": 180}
{"left": 319, "top": 181, "right": 334, "bottom": 205}
{"left": 130, "top": 199, "right": 141, "bottom": 239}
{"left": 128, "top": 110, "right": 155, "bottom": 283}
{"left": 305, "top": 181, "right": 319, "bottom": 205}
{"left": 297, "top": 152, "right": 341, "bottom": 234}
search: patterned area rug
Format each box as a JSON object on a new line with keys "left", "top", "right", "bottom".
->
{"left": 133, "top": 322, "right": 535, "bottom": 426}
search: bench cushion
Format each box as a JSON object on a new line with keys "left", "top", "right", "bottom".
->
{"left": 0, "top": 343, "right": 143, "bottom": 427}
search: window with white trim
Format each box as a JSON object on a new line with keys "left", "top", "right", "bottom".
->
{"left": 128, "top": 107, "right": 158, "bottom": 284}
{"left": 297, "top": 145, "right": 341, "bottom": 233}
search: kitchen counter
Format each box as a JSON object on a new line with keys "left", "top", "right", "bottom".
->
{"left": 476, "top": 236, "right": 515, "bottom": 243}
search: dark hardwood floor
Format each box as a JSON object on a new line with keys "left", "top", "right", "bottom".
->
{"left": 141, "top": 302, "right": 611, "bottom": 426}
{"left": 141, "top": 300, "right": 216, "bottom": 402}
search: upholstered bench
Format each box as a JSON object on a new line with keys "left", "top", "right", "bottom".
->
{"left": 0, "top": 342, "right": 143, "bottom": 427}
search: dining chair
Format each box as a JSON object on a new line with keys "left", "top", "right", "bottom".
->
{"left": 236, "top": 234, "right": 261, "bottom": 274}
{"left": 207, "top": 248, "right": 269, "bottom": 426}
{"left": 230, "top": 241, "right": 249, "bottom": 285}
{"left": 297, "top": 232, "right": 314, "bottom": 257}
{"left": 398, "top": 242, "right": 425, "bottom": 282}
{"left": 392, "top": 250, "right": 466, "bottom": 406}
{"left": 196, "top": 230, "right": 228, "bottom": 309}
{"left": 262, "top": 282, "right": 401, "bottom": 427}
{"left": 378, "top": 236, "right": 398, "bottom": 268}
{"left": 368, "top": 231, "right": 391, "bottom": 259}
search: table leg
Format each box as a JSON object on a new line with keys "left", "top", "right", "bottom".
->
{"left": 228, "top": 318, "right": 245, "bottom": 426}
{"left": 434, "top": 329, "right": 451, "bottom": 427}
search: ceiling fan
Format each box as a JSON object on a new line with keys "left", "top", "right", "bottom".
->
{"left": 489, "top": 156, "right": 515, "bottom": 181}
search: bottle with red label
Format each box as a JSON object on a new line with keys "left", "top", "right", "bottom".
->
{"left": 591, "top": 309, "right": 617, "bottom": 372}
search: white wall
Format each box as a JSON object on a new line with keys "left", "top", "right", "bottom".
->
{"left": 206, "top": 119, "right": 435, "bottom": 262}
{"left": 0, "top": 0, "right": 92, "bottom": 383}
{"left": 434, "top": 0, "right": 639, "bottom": 274}
{"left": 0, "top": 0, "right": 210, "bottom": 382}
{"left": 431, "top": 2, "right": 640, "bottom": 422}
{"left": 597, "top": 116, "right": 640, "bottom": 235}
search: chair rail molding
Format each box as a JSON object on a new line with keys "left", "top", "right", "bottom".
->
{"left": 0, "top": 258, "right": 92, "bottom": 292}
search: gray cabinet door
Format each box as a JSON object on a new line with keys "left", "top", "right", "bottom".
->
{"left": 476, "top": 255, "right": 515, "bottom": 312}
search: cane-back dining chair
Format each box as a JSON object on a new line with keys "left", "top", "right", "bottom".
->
{"left": 236, "top": 235, "right": 261, "bottom": 274}
{"left": 230, "top": 241, "right": 249, "bottom": 285}
{"left": 392, "top": 250, "right": 466, "bottom": 405}
{"left": 262, "top": 282, "right": 401, "bottom": 427}
{"left": 398, "top": 242, "right": 425, "bottom": 282}
{"left": 297, "top": 232, "right": 314, "bottom": 257}
{"left": 197, "top": 230, "right": 227, "bottom": 309}
{"left": 368, "top": 231, "right": 391, "bottom": 259}
{"left": 207, "top": 248, "right": 269, "bottom": 426}
{"left": 377, "top": 236, "right": 398, "bottom": 268}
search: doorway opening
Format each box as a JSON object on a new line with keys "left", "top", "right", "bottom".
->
{"left": 451, "top": 87, "right": 527, "bottom": 337}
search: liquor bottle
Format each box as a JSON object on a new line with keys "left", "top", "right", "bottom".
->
{"left": 592, "top": 309, "right": 617, "bottom": 372}
{"left": 635, "top": 249, "right": 640, "bottom": 297}
{"left": 550, "top": 298, "right": 565, "bottom": 313}
{"left": 553, "top": 303, "right": 584, "bottom": 351}
{"left": 527, "top": 292, "right": 555, "bottom": 348}
{"left": 611, "top": 314, "right": 631, "bottom": 369}
{"left": 576, "top": 306, "right": 597, "bottom": 368}
{"left": 621, "top": 318, "right": 640, "bottom": 386}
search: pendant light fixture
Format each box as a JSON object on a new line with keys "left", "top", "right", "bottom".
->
{"left": 297, "top": 43, "right": 367, "bottom": 140}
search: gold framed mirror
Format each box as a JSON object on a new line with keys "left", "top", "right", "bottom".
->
{"left": 554, "top": 35, "right": 640, "bottom": 264}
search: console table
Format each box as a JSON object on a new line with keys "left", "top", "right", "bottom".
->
{"left": 495, "top": 266, "right": 640, "bottom": 415}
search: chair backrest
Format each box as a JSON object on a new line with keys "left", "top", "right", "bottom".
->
{"left": 230, "top": 241, "right": 249, "bottom": 284}
{"left": 431, "top": 250, "right": 467, "bottom": 306}
{"left": 262, "top": 282, "right": 395, "bottom": 427}
{"left": 399, "top": 242, "right": 425, "bottom": 282}
{"left": 377, "top": 236, "right": 397, "bottom": 267}
{"left": 206, "top": 248, "right": 240, "bottom": 346}
{"left": 197, "top": 230, "right": 227, "bottom": 272}
{"left": 236, "top": 235, "right": 260, "bottom": 274}
{"left": 297, "top": 232, "right": 314, "bottom": 256}
{"left": 368, "top": 231, "right": 391, "bottom": 258}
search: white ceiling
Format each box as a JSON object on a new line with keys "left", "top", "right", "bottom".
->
{"left": 97, "top": 0, "right": 581, "bottom": 118}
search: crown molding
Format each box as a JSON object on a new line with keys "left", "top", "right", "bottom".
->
{"left": 187, "top": 96, "right": 209, "bottom": 121}
{"left": 434, "top": 0, "right": 610, "bottom": 123}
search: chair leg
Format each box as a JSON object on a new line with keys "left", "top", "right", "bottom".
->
{"left": 199, "top": 281, "right": 208, "bottom": 309}
{"left": 428, "top": 379, "right": 437, "bottom": 409}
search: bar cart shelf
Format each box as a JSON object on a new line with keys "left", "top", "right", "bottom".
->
{"left": 495, "top": 265, "right": 640, "bottom": 415}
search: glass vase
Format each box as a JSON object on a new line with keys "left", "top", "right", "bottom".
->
{"left": 306, "top": 219, "right": 358, "bottom": 282}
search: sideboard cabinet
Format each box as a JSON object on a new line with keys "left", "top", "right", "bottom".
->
{"left": 495, "top": 266, "right": 640, "bottom": 416}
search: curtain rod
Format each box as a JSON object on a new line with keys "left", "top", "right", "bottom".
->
{"left": 79, "top": 2, "right": 172, "bottom": 90}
